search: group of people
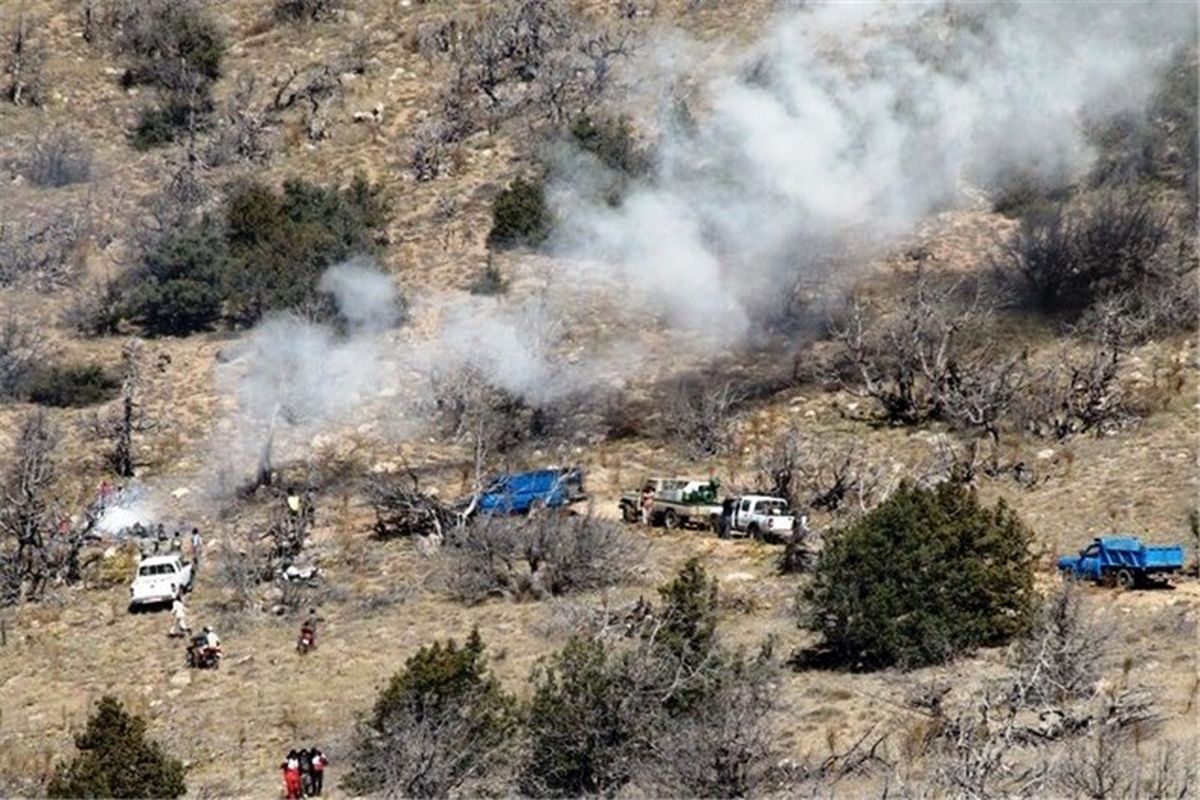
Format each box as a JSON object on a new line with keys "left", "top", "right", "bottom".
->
{"left": 136, "top": 523, "right": 204, "bottom": 563}
{"left": 281, "top": 748, "right": 327, "bottom": 798}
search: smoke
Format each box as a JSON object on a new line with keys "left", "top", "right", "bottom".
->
{"left": 548, "top": 1, "right": 1197, "bottom": 340}
{"left": 201, "top": 1, "right": 1194, "bottom": 493}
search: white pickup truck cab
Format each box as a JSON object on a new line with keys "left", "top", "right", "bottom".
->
{"left": 729, "top": 495, "right": 795, "bottom": 541}
{"left": 129, "top": 554, "right": 193, "bottom": 609}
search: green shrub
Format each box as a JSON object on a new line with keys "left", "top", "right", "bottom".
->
{"left": 118, "top": 0, "right": 224, "bottom": 88}
{"left": 469, "top": 261, "right": 508, "bottom": 295}
{"left": 570, "top": 114, "right": 648, "bottom": 176}
{"left": 487, "top": 177, "right": 550, "bottom": 249}
{"left": 27, "top": 364, "right": 120, "bottom": 408}
{"left": 520, "top": 558, "right": 763, "bottom": 797}
{"left": 220, "top": 176, "right": 388, "bottom": 322}
{"left": 345, "top": 630, "right": 516, "bottom": 797}
{"left": 802, "top": 482, "right": 1036, "bottom": 670}
{"left": 521, "top": 636, "right": 649, "bottom": 797}
{"left": 47, "top": 696, "right": 186, "bottom": 798}
{"left": 119, "top": 176, "right": 387, "bottom": 334}
{"left": 131, "top": 102, "right": 192, "bottom": 150}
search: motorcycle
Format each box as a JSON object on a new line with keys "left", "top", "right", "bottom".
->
{"left": 186, "top": 636, "right": 222, "bottom": 669}
{"left": 297, "top": 625, "right": 316, "bottom": 655}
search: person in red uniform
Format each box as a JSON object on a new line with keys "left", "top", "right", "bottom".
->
{"left": 281, "top": 750, "right": 301, "bottom": 799}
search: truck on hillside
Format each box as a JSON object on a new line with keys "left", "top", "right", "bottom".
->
{"left": 726, "top": 495, "right": 796, "bottom": 542}
{"left": 619, "top": 478, "right": 722, "bottom": 530}
{"left": 1057, "top": 536, "right": 1185, "bottom": 589}
{"left": 459, "top": 467, "right": 587, "bottom": 518}
{"left": 129, "top": 554, "right": 193, "bottom": 610}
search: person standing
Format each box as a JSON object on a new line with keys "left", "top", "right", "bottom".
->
{"left": 310, "top": 747, "right": 327, "bottom": 796}
{"left": 298, "top": 748, "right": 314, "bottom": 796}
{"left": 190, "top": 528, "right": 203, "bottom": 571}
{"left": 639, "top": 484, "right": 655, "bottom": 526}
{"left": 282, "top": 751, "right": 302, "bottom": 800}
{"left": 169, "top": 596, "right": 190, "bottom": 638}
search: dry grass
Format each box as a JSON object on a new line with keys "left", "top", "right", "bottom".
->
{"left": 0, "top": 0, "right": 1197, "bottom": 795}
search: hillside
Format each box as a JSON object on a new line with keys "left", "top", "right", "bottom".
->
{"left": 1, "top": 1, "right": 1198, "bottom": 798}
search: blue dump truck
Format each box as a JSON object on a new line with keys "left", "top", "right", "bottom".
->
{"left": 458, "top": 467, "right": 587, "bottom": 518}
{"left": 1057, "top": 536, "right": 1185, "bottom": 589}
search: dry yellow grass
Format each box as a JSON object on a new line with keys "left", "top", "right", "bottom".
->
{"left": 1, "top": 0, "right": 1198, "bottom": 797}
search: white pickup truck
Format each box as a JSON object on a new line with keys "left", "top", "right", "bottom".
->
{"left": 129, "top": 554, "right": 193, "bottom": 610}
{"left": 727, "top": 495, "right": 796, "bottom": 542}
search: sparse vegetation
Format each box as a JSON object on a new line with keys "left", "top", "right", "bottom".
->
{"left": 47, "top": 696, "right": 186, "bottom": 799}
{"left": 802, "top": 481, "right": 1037, "bottom": 669}
{"left": 443, "top": 513, "right": 635, "bottom": 603}
{"left": 20, "top": 131, "right": 93, "bottom": 187}
{"left": 96, "top": 0, "right": 225, "bottom": 148}
{"left": 26, "top": 363, "right": 120, "bottom": 408}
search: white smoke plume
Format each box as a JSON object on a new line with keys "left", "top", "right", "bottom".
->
{"left": 549, "top": 1, "right": 1196, "bottom": 340}
{"left": 200, "top": 1, "right": 1194, "bottom": 493}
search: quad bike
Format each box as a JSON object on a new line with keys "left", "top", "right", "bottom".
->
{"left": 186, "top": 636, "right": 222, "bottom": 669}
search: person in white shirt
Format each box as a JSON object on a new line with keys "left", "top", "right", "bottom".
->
{"left": 169, "top": 597, "right": 190, "bottom": 637}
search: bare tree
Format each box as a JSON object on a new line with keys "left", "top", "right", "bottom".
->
{"left": 1055, "top": 729, "right": 1193, "bottom": 800}
{"left": 828, "top": 276, "right": 1009, "bottom": 428}
{"left": 754, "top": 433, "right": 887, "bottom": 515}
{"left": 638, "top": 656, "right": 777, "bottom": 797}
{"left": 110, "top": 340, "right": 142, "bottom": 478}
{"left": 2, "top": 8, "right": 45, "bottom": 107}
{"left": 0, "top": 313, "right": 47, "bottom": 400}
{"left": 204, "top": 75, "right": 273, "bottom": 166}
{"left": 1008, "top": 583, "right": 1102, "bottom": 710}
{"left": 1016, "top": 307, "right": 1132, "bottom": 440}
{"left": 664, "top": 377, "right": 744, "bottom": 460}
{"left": 0, "top": 412, "right": 85, "bottom": 605}
{"left": 0, "top": 208, "right": 91, "bottom": 290}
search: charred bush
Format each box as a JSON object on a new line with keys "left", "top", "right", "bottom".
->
{"left": 2, "top": 11, "right": 46, "bottom": 107}
{"left": 570, "top": 113, "right": 648, "bottom": 176}
{"left": 996, "top": 191, "right": 1172, "bottom": 319}
{"left": 469, "top": 261, "right": 508, "bottom": 296}
{"left": 367, "top": 472, "right": 457, "bottom": 540}
{"left": 21, "top": 131, "right": 93, "bottom": 187}
{"left": 273, "top": 0, "right": 341, "bottom": 24}
{"left": 0, "top": 315, "right": 46, "bottom": 400}
{"left": 442, "top": 513, "right": 635, "bottom": 604}
{"left": 801, "top": 481, "right": 1036, "bottom": 670}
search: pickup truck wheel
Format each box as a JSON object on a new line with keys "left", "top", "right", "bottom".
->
{"left": 748, "top": 523, "right": 762, "bottom": 541}
{"left": 663, "top": 509, "right": 680, "bottom": 530}
{"left": 1116, "top": 569, "right": 1136, "bottom": 590}
{"left": 622, "top": 504, "right": 638, "bottom": 524}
